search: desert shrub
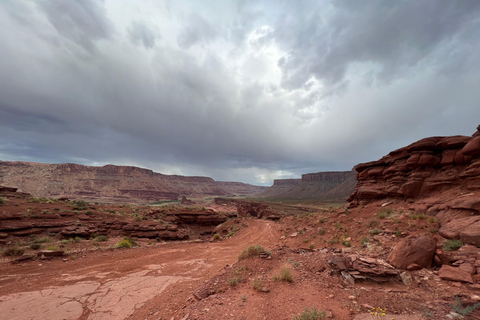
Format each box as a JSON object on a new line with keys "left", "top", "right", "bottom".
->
{"left": 443, "top": 239, "right": 464, "bottom": 252}
{"left": 74, "top": 237, "right": 83, "bottom": 243}
{"left": 85, "top": 210, "right": 95, "bottom": 215}
{"left": 29, "top": 243, "right": 42, "bottom": 250}
{"left": 378, "top": 208, "right": 393, "bottom": 219}
{"left": 342, "top": 240, "right": 351, "bottom": 247}
{"left": 229, "top": 276, "right": 242, "bottom": 286}
{"left": 32, "top": 236, "right": 53, "bottom": 244}
{"left": 369, "top": 229, "right": 382, "bottom": 235}
{"left": 115, "top": 237, "right": 138, "bottom": 249}
{"left": 428, "top": 217, "right": 437, "bottom": 223}
{"left": 94, "top": 235, "right": 109, "bottom": 242}
{"left": 46, "top": 245, "right": 60, "bottom": 251}
{"left": 238, "top": 245, "right": 271, "bottom": 260}
{"left": 252, "top": 278, "right": 264, "bottom": 291}
{"left": 367, "top": 220, "right": 379, "bottom": 228}
{"left": 410, "top": 214, "right": 418, "bottom": 220}
{"left": 213, "top": 233, "right": 221, "bottom": 240}
{"left": 0, "top": 197, "right": 4, "bottom": 205}
{"left": 2, "top": 247, "right": 25, "bottom": 257}
{"left": 274, "top": 266, "right": 293, "bottom": 282}
{"left": 360, "top": 237, "right": 369, "bottom": 246}
{"left": 293, "top": 307, "right": 327, "bottom": 320}
{"left": 309, "top": 244, "right": 314, "bottom": 250}
{"left": 418, "top": 213, "right": 426, "bottom": 219}
{"left": 451, "top": 296, "right": 480, "bottom": 316}
{"left": 317, "top": 228, "right": 326, "bottom": 235}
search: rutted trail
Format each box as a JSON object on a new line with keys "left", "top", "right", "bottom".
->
{"left": 0, "top": 219, "right": 280, "bottom": 320}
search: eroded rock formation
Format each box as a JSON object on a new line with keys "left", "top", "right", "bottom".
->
{"left": 0, "top": 161, "right": 234, "bottom": 203}
{"left": 348, "top": 126, "right": 480, "bottom": 205}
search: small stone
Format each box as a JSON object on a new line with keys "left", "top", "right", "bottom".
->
{"left": 348, "top": 295, "right": 356, "bottom": 300}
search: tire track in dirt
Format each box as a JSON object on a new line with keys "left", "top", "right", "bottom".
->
{"left": 0, "top": 218, "right": 280, "bottom": 320}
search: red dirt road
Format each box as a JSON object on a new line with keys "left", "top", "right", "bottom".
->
{"left": 0, "top": 219, "right": 280, "bottom": 320}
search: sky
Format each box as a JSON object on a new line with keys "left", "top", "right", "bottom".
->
{"left": 1, "top": 0, "right": 480, "bottom": 186}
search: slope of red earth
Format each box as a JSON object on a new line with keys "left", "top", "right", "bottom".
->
{"left": 2, "top": 187, "right": 480, "bottom": 319}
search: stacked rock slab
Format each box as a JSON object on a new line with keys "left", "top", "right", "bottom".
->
{"left": 348, "top": 126, "right": 480, "bottom": 204}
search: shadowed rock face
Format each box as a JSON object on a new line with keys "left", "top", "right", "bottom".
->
{"left": 0, "top": 161, "right": 233, "bottom": 203}
{"left": 259, "top": 171, "right": 356, "bottom": 199}
{"left": 348, "top": 125, "right": 480, "bottom": 205}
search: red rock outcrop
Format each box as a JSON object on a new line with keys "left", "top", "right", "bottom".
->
{"left": 0, "top": 161, "right": 233, "bottom": 203}
{"left": 348, "top": 126, "right": 480, "bottom": 205}
{"left": 386, "top": 235, "right": 436, "bottom": 269}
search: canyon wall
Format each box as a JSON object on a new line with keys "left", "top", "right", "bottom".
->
{"left": 259, "top": 171, "right": 356, "bottom": 200}
{"left": 0, "top": 161, "right": 233, "bottom": 203}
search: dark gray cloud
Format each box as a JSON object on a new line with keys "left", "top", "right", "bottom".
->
{"left": 0, "top": 1, "right": 480, "bottom": 185}
{"left": 37, "top": 0, "right": 114, "bottom": 52}
{"left": 127, "top": 21, "right": 158, "bottom": 49}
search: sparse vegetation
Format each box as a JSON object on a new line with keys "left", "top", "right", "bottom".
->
{"left": 252, "top": 277, "right": 264, "bottom": 291}
{"left": 213, "top": 233, "right": 221, "bottom": 240}
{"left": 115, "top": 237, "right": 138, "bottom": 248}
{"left": 229, "top": 276, "right": 242, "bottom": 286}
{"left": 3, "top": 247, "right": 25, "bottom": 256}
{"left": 29, "top": 243, "right": 42, "bottom": 250}
{"left": 0, "top": 197, "right": 4, "bottom": 205}
{"left": 360, "top": 236, "right": 369, "bottom": 246}
{"left": 94, "top": 235, "right": 109, "bottom": 242}
{"left": 369, "top": 229, "right": 382, "bottom": 235}
{"left": 293, "top": 307, "right": 326, "bottom": 320}
{"left": 377, "top": 208, "right": 393, "bottom": 219}
{"left": 450, "top": 296, "right": 480, "bottom": 316}
{"left": 317, "top": 228, "right": 326, "bottom": 235}
{"left": 443, "top": 239, "right": 464, "bottom": 252}
{"left": 274, "top": 265, "right": 293, "bottom": 282}
{"left": 238, "top": 245, "right": 271, "bottom": 260}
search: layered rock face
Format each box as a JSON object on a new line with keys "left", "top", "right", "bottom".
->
{"left": 0, "top": 161, "right": 232, "bottom": 203}
{"left": 259, "top": 171, "right": 356, "bottom": 200}
{"left": 214, "top": 182, "right": 267, "bottom": 195}
{"left": 348, "top": 125, "right": 480, "bottom": 205}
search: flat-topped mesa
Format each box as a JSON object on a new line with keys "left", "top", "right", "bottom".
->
{"left": 302, "top": 171, "right": 352, "bottom": 182}
{"left": 0, "top": 161, "right": 232, "bottom": 203}
{"left": 348, "top": 125, "right": 480, "bottom": 205}
{"left": 272, "top": 179, "right": 301, "bottom": 186}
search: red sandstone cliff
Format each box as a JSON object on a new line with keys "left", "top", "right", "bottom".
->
{"left": 0, "top": 161, "right": 233, "bottom": 203}
{"left": 259, "top": 171, "right": 356, "bottom": 200}
{"left": 348, "top": 125, "right": 480, "bottom": 205}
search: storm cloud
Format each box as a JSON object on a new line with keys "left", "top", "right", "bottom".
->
{"left": 1, "top": 0, "right": 480, "bottom": 185}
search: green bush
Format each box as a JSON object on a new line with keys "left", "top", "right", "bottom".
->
{"left": 369, "top": 229, "right": 382, "bottom": 235}
{"left": 213, "top": 233, "right": 221, "bottom": 240}
{"left": 29, "top": 243, "right": 42, "bottom": 250}
{"left": 94, "top": 235, "right": 109, "bottom": 242}
{"left": 3, "top": 247, "right": 25, "bottom": 257}
{"left": 443, "top": 239, "right": 464, "bottom": 252}
{"left": 238, "top": 245, "right": 271, "bottom": 260}
{"left": 115, "top": 237, "right": 138, "bottom": 248}
{"left": 0, "top": 197, "right": 4, "bottom": 205}
{"left": 293, "top": 307, "right": 327, "bottom": 320}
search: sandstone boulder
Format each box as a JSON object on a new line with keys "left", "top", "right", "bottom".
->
{"left": 439, "top": 216, "right": 480, "bottom": 246}
{"left": 438, "top": 265, "right": 474, "bottom": 283}
{"left": 387, "top": 236, "right": 436, "bottom": 269}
